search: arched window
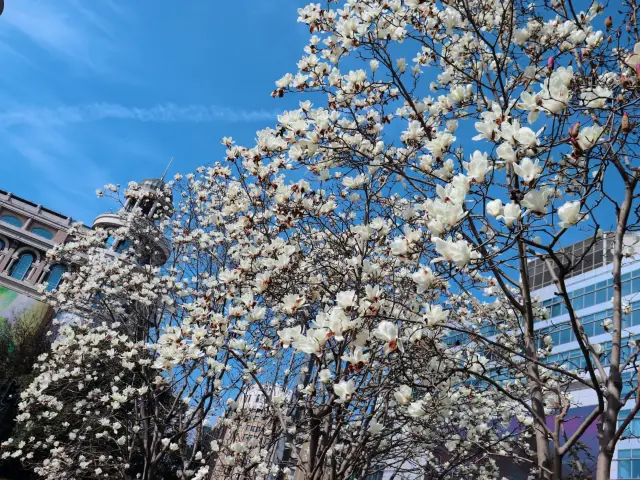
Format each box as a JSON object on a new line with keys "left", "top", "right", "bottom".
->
{"left": 106, "top": 235, "right": 116, "bottom": 249}
{"left": 0, "top": 238, "right": 5, "bottom": 251}
{"left": 1, "top": 215, "right": 22, "bottom": 228}
{"left": 9, "top": 252, "right": 35, "bottom": 281}
{"left": 44, "top": 264, "right": 67, "bottom": 291}
{"left": 116, "top": 239, "right": 133, "bottom": 253}
{"left": 31, "top": 227, "right": 54, "bottom": 240}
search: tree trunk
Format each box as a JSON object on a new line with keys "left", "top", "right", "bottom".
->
{"left": 595, "top": 448, "right": 613, "bottom": 480}
{"left": 553, "top": 453, "right": 562, "bottom": 480}
{"left": 142, "top": 460, "right": 157, "bottom": 480}
{"left": 595, "top": 187, "right": 635, "bottom": 479}
{"left": 518, "top": 239, "right": 552, "bottom": 479}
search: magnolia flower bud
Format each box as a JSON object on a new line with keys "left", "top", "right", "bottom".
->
{"left": 547, "top": 56, "right": 554, "bottom": 71}
{"left": 605, "top": 16, "right": 613, "bottom": 30}
{"left": 569, "top": 122, "right": 580, "bottom": 138}
{"left": 622, "top": 112, "right": 632, "bottom": 134}
{"left": 636, "top": 64, "right": 640, "bottom": 79}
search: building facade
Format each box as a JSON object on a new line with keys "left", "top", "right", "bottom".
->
{"left": 0, "top": 178, "right": 170, "bottom": 315}
{"left": 0, "top": 188, "right": 84, "bottom": 335}
{"left": 530, "top": 234, "right": 640, "bottom": 479}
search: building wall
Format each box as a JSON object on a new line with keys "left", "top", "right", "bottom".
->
{"left": 0, "top": 189, "right": 80, "bottom": 300}
{"left": 531, "top": 246, "right": 640, "bottom": 479}
{"left": 0, "top": 189, "right": 86, "bottom": 337}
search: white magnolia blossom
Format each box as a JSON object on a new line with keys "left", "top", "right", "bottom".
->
{"left": 558, "top": 201, "right": 587, "bottom": 229}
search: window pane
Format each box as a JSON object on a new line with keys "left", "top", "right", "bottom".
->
{"left": 583, "top": 253, "right": 594, "bottom": 271}
{"left": 31, "top": 228, "right": 54, "bottom": 240}
{"left": 534, "top": 274, "right": 543, "bottom": 288}
{"left": 116, "top": 240, "right": 133, "bottom": 253}
{"left": 573, "top": 296, "right": 584, "bottom": 311}
{"left": 583, "top": 322, "right": 595, "bottom": 337}
{"left": 1, "top": 215, "right": 22, "bottom": 227}
{"left": 10, "top": 253, "right": 34, "bottom": 281}
{"left": 593, "top": 322, "right": 605, "bottom": 337}
{"left": 45, "top": 265, "right": 67, "bottom": 291}
{"left": 584, "top": 293, "right": 595, "bottom": 308}
{"left": 619, "top": 459, "right": 631, "bottom": 478}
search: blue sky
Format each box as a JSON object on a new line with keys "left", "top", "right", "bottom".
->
{"left": 0, "top": 0, "right": 308, "bottom": 224}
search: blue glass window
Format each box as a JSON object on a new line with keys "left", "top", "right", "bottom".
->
{"left": 619, "top": 412, "right": 640, "bottom": 438}
{"left": 0, "top": 238, "right": 5, "bottom": 250}
{"left": 583, "top": 292, "right": 595, "bottom": 308}
{"left": 106, "top": 235, "right": 116, "bottom": 249}
{"left": 583, "top": 321, "right": 594, "bottom": 337}
{"left": 596, "top": 287, "right": 608, "bottom": 305}
{"left": 572, "top": 295, "right": 584, "bottom": 311}
{"left": 1, "top": 215, "right": 22, "bottom": 228}
{"left": 31, "top": 227, "right": 53, "bottom": 240}
{"left": 44, "top": 264, "right": 66, "bottom": 291}
{"left": 116, "top": 239, "right": 133, "bottom": 253}
{"left": 9, "top": 253, "right": 34, "bottom": 281}
{"left": 618, "top": 449, "right": 640, "bottom": 478}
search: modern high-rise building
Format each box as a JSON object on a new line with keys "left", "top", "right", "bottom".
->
{"left": 373, "top": 234, "right": 640, "bottom": 479}
{"left": 529, "top": 233, "right": 640, "bottom": 479}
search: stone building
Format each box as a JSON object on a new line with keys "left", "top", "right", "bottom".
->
{"left": 0, "top": 188, "right": 80, "bottom": 299}
{"left": 0, "top": 177, "right": 171, "bottom": 323}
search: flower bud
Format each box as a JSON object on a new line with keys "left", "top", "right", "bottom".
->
{"left": 622, "top": 112, "right": 632, "bottom": 134}
{"left": 547, "top": 57, "right": 555, "bottom": 71}
{"left": 605, "top": 16, "right": 613, "bottom": 30}
{"left": 569, "top": 122, "right": 580, "bottom": 138}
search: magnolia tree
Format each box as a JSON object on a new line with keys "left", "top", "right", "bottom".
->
{"left": 268, "top": 0, "right": 640, "bottom": 478}
{"left": 4, "top": 0, "right": 640, "bottom": 479}
{"left": 0, "top": 173, "right": 526, "bottom": 480}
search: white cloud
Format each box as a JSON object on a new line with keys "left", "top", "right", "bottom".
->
{"left": 0, "top": 103, "right": 279, "bottom": 127}
{"left": 0, "top": 0, "right": 122, "bottom": 72}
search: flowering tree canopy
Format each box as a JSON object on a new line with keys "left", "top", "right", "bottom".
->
{"left": 4, "top": 0, "right": 640, "bottom": 479}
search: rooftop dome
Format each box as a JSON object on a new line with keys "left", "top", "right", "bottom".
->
{"left": 139, "top": 177, "right": 173, "bottom": 202}
{"left": 140, "top": 178, "right": 167, "bottom": 190}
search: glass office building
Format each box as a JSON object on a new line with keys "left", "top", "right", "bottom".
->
{"left": 531, "top": 234, "right": 640, "bottom": 479}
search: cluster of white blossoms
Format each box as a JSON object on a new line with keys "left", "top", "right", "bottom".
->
{"left": 5, "top": 0, "right": 640, "bottom": 479}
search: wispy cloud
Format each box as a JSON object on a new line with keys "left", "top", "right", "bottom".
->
{"left": 0, "top": 103, "right": 280, "bottom": 127}
{"left": 0, "top": 0, "right": 122, "bottom": 72}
